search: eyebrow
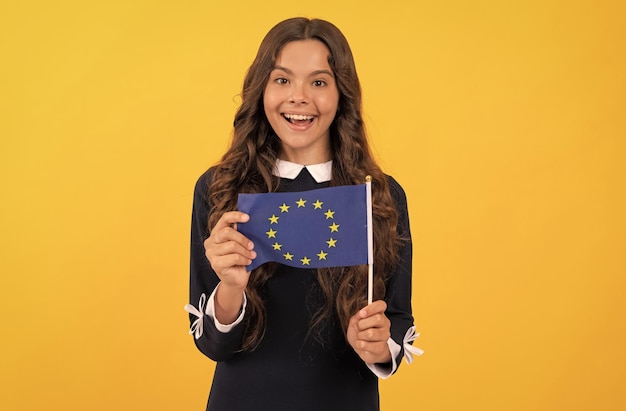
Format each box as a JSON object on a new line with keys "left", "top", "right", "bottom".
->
{"left": 272, "top": 65, "right": 335, "bottom": 78}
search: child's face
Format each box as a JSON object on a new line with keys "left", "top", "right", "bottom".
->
{"left": 264, "top": 39, "right": 339, "bottom": 165}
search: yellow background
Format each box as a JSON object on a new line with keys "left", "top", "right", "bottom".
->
{"left": 1, "top": 0, "right": 624, "bottom": 410}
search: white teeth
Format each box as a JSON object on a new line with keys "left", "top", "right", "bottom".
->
{"left": 284, "top": 114, "right": 314, "bottom": 121}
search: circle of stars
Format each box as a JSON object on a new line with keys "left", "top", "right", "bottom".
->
{"left": 264, "top": 197, "right": 341, "bottom": 266}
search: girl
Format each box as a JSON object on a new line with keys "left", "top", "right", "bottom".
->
{"left": 187, "top": 17, "right": 418, "bottom": 411}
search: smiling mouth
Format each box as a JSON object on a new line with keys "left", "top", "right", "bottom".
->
{"left": 283, "top": 113, "right": 315, "bottom": 124}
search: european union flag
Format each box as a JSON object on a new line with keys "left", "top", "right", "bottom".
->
{"left": 237, "top": 184, "right": 370, "bottom": 271}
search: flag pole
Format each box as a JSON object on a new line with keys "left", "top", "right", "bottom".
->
{"left": 365, "top": 175, "right": 373, "bottom": 305}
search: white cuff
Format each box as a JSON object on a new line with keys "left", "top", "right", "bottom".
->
{"left": 183, "top": 283, "right": 247, "bottom": 339}
{"left": 205, "top": 283, "right": 247, "bottom": 333}
{"left": 366, "top": 326, "right": 424, "bottom": 379}
{"left": 367, "top": 337, "right": 401, "bottom": 379}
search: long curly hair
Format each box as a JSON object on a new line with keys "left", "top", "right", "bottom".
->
{"left": 207, "top": 17, "right": 401, "bottom": 351}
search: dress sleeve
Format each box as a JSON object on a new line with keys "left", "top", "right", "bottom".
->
{"left": 379, "top": 176, "right": 422, "bottom": 374}
{"left": 187, "top": 170, "right": 246, "bottom": 362}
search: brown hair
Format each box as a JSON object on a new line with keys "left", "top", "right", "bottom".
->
{"left": 208, "top": 17, "right": 400, "bottom": 351}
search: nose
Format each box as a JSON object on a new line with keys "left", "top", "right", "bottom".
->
{"left": 289, "top": 82, "right": 308, "bottom": 104}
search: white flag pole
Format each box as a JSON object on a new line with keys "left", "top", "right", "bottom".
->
{"left": 365, "top": 176, "right": 374, "bottom": 305}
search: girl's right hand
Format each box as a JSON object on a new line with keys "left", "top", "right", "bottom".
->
{"left": 204, "top": 211, "right": 256, "bottom": 323}
{"left": 204, "top": 211, "right": 256, "bottom": 289}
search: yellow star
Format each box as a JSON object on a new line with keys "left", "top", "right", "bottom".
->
{"left": 266, "top": 228, "right": 277, "bottom": 238}
{"left": 296, "top": 198, "right": 306, "bottom": 208}
{"left": 324, "top": 209, "right": 335, "bottom": 219}
{"left": 272, "top": 242, "right": 282, "bottom": 250}
{"left": 317, "top": 250, "right": 328, "bottom": 260}
{"left": 300, "top": 256, "right": 311, "bottom": 265}
{"left": 268, "top": 214, "right": 279, "bottom": 224}
{"left": 329, "top": 222, "right": 340, "bottom": 233}
{"left": 279, "top": 203, "right": 290, "bottom": 213}
{"left": 313, "top": 200, "right": 323, "bottom": 209}
{"left": 283, "top": 252, "right": 293, "bottom": 261}
{"left": 326, "top": 238, "right": 337, "bottom": 248}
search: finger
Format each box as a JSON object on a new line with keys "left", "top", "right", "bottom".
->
{"left": 212, "top": 211, "right": 251, "bottom": 237}
{"left": 357, "top": 326, "right": 390, "bottom": 343}
{"left": 205, "top": 228, "right": 257, "bottom": 276}
{"left": 356, "top": 312, "right": 390, "bottom": 332}
{"left": 206, "top": 226, "right": 254, "bottom": 252}
{"left": 355, "top": 339, "right": 388, "bottom": 352}
{"left": 206, "top": 244, "right": 256, "bottom": 275}
{"left": 210, "top": 253, "right": 255, "bottom": 273}
{"left": 350, "top": 301, "right": 382, "bottom": 323}
{"left": 354, "top": 341, "right": 391, "bottom": 362}
{"left": 357, "top": 300, "right": 387, "bottom": 319}
{"left": 207, "top": 237, "right": 256, "bottom": 259}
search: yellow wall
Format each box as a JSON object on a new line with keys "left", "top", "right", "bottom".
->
{"left": 1, "top": 0, "right": 624, "bottom": 409}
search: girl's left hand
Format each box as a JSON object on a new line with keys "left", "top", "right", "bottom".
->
{"left": 346, "top": 300, "right": 392, "bottom": 364}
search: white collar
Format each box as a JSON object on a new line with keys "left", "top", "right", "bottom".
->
{"left": 274, "top": 159, "right": 332, "bottom": 183}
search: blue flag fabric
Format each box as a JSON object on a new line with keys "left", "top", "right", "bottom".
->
{"left": 237, "top": 184, "right": 369, "bottom": 271}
